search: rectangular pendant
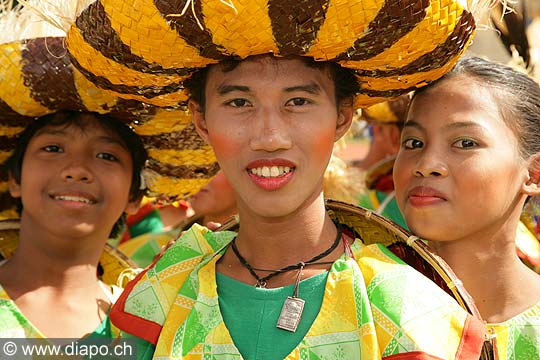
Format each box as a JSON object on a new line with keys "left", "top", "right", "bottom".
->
{"left": 276, "top": 296, "right": 305, "bottom": 332}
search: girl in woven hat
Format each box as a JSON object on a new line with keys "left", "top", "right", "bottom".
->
{"left": 393, "top": 56, "right": 540, "bottom": 358}
{"left": 0, "top": 111, "right": 147, "bottom": 339}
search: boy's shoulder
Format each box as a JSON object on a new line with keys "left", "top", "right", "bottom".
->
{"left": 109, "top": 224, "right": 236, "bottom": 344}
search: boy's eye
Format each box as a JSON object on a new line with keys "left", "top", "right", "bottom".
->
{"left": 97, "top": 153, "right": 118, "bottom": 162}
{"left": 226, "top": 98, "right": 251, "bottom": 108}
{"left": 43, "top": 145, "right": 62, "bottom": 152}
{"left": 453, "top": 139, "right": 478, "bottom": 148}
{"left": 403, "top": 138, "right": 423, "bottom": 149}
{"left": 286, "top": 98, "right": 310, "bottom": 106}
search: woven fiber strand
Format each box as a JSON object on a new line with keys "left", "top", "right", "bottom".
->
{"left": 64, "top": 0, "right": 477, "bottom": 108}
{"left": 0, "top": 36, "right": 218, "bottom": 221}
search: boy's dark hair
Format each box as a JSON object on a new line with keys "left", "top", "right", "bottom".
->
{"left": 415, "top": 57, "right": 540, "bottom": 160}
{"left": 184, "top": 55, "right": 360, "bottom": 112}
{"left": 5, "top": 111, "right": 148, "bottom": 238}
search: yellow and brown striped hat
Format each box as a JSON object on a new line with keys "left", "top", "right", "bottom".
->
{"left": 64, "top": 0, "right": 493, "bottom": 109}
{"left": 0, "top": 5, "right": 218, "bottom": 221}
{"left": 360, "top": 93, "right": 412, "bottom": 124}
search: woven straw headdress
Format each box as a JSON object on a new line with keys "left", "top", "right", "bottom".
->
{"left": 1, "top": 0, "right": 498, "bottom": 220}
{"left": 64, "top": 0, "right": 494, "bottom": 108}
{"left": 0, "top": 1, "right": 219, "bottom": 221}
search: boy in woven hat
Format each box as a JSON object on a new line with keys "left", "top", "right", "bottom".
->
{"left": 0, "top": 111, "right": 146, "bottom": 339}
{"left": 59, "top": 0, "right": 506, "bottom": 358}
{"left": 0, "top": 1, "right": 216, "bottom": 340}
{"left": 393, "top": 56, "right": 540, "bottom": 358}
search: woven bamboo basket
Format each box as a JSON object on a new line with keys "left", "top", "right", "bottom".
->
{"left": 0, "top": 220, "right": 138, "bottom": 287}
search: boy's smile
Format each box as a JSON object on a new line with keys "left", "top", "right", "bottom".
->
{"left": 9, "top": 114, "right": 136, "bottom": 240}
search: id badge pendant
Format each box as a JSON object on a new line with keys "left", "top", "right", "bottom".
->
{"left": 276, "top": 296, "right": 305, "bottom": 332}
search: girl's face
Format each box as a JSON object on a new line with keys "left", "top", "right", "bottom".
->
{"left": 191, "top": 57, "right": 352, "bottom": 219}
{"left": 394, "top": 76, "right": 534, "bottom": 242}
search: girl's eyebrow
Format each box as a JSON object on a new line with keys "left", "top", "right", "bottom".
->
{"left": 403, "top": 120, "right": 487, "bottom": 131}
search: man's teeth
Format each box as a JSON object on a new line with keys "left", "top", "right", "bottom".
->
{"left": 55, "top": 195, "right": 93, "bottom": 204}
{"left": 250, "top": 166, "right": 292, "bottom": 178}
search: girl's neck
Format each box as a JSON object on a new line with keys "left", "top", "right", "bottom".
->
{"left": 431, "top": 227, "right": 540, "bottom": 323}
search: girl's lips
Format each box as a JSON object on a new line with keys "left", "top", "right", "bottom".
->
{"left": 407, "top": 186, "right": 447, "bottom": 207}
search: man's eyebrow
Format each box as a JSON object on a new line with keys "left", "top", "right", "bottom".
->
{"left": 96, "top": 135, "right": 128, "bottom": 149}
{"left": 35, "top": 128, "right": 66, "bottom": 136}
{"left": 284, "top": 83, "right": 321, "bottom": 94}
{"left": 217, "top": 84, "right": 251, "bottom": 95}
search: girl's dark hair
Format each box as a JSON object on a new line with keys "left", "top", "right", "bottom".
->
{"left": 184, "top": 55, "right": 360, "bottom": 111}
{"left": 5, "top": 111, "right": 148, "bottom": 238}
{"left": 415, "top": 57, "right": 540, "bottom": 159}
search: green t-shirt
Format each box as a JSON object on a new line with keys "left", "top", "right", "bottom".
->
{"left": 217, "top": 271, "right": 329, "bottom": 360}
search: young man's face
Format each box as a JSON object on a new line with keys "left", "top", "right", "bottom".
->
{"left": 192, "top": 57, "right": 352, "bottom": 219}
{"left": 9, "top": 113, "right": 139, "bottom": 240}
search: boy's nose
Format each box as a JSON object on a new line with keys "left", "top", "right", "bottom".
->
{"left": 61, "top": 162, "right": 93, "bottom": 182}
{"left": 250, "top": 109, "right": 292, "bottom": 152}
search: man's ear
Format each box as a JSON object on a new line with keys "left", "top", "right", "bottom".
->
{"left": 189, "top": 99, "right": 210, "bottom": 144}
{"left": 8, "top": 173, "right": 21, "bottom": 198}
{"left": 523, "top": 154, "right": 540, "bottom": 196}
{"left": 334, "top": 101, "right": 354, "bottom": 141}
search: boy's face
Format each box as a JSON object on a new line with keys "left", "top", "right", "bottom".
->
{"left": 9, "top": 113, "right": 139, "bottom": 239}
{"left": 192, "top": 57, "right": 352, "bottom": 219}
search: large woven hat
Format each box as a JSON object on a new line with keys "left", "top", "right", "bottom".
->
{"left": 63, "top": 0, "right": 493, "bottom": 108}
{"left": 360, "top": 93, "right": 412, "bottom": 124}
{"left": 0, "top": 3, "right": 218, "bottom": 221}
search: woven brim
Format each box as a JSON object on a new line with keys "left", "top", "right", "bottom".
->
{"left": 0, "top": 37, "right": 218, "bottom": 221}
{"left": 65, "top": 0, "right": 478, "bottom": 109}
{"left": 361, "top": 94, "right": 412, "bottom": 123}
{"left": 0, "top": 220, "right": 138, "bottom": 286}
{"left": 218, "top": 199, "right": 481, "bottom": 317}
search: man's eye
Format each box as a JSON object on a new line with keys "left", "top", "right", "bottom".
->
{"left": 286, "top": 98, "right": 309, "bottom": 106}
{"left": 227, "top": 99, "right": 250, "bottom": 107}
{"left": 453, "top": 139, "right": 478, "bottom": 148}
{"left": 403, "top": 139, "right": 423, "bottom": 149}
{"left": 97, "top": 153, "right": 118, "bottom": 161}
{"left": 43, "top": 145, "right": 62, "bottom": 152}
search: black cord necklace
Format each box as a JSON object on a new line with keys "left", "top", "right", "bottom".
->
{"left": 230, "top": 222, "right": 342, "bottom": 288}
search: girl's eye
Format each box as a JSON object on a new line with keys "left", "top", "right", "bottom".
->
{"left": 227, "top": 98, "right": 251, "bottom": 108}
{"left": 453, "top": 139, "right": 478, "bottom": 148}
{"left": 97, "top": 153, "right": 118, "bottom": 162}
{"left": 43, "top": 145, "right": 62, "bottom": 153}
{"left": 403, "top": 138, "right": 423, "bottom": 149}
{"left": 286, "top": 98, "right": 310, "bottom": 106}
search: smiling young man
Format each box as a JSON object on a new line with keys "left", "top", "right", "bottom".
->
{"left": 60, "top": 0, "right": 497, "bottom": 358}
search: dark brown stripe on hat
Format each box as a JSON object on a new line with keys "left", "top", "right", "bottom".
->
{"left": 268, "top": 0, "right": 328, "bottom": 55}
{"left": 147, "top": 159, "right": 220, "bottom": 179}
{"left": 336, "top": 0, "right": 429, "bottom": 61}
{"left": 75, "top": 1, "right": 188, "bottom": 76}
{"left": 154, "top": 0, "right": 225, "bottom": 60}
{"left": 358, "top": 85, "right": 419, "bottom": 99}
{"left": 21, "top": 38, "right": 86, "bottom": 112}
{"left": 0, "top": 100, "right": 35, "bottom": 124}
{"left": 355, "top": 10, "right": 474, "bottom": 77}
{"left": 141, "top": 123, "right": 206, "bottom": 150}
{"left": 69, "top": 55, "right": 185, "bottom": 100}
{"left": 0, "top": 136, "right": 18, "bottom": 153}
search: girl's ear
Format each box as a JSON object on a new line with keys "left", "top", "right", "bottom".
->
{"left": 8, "top": 173, "right": 21, "bottom": 198}
{"left": 190, "top": 100, "right": 210, "bottom": 144}
{"left": 523, "top": 154, "right": 540, "bottom": 196}
{"left": 334, "top": 101, "right": 354, "bottom": 141}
